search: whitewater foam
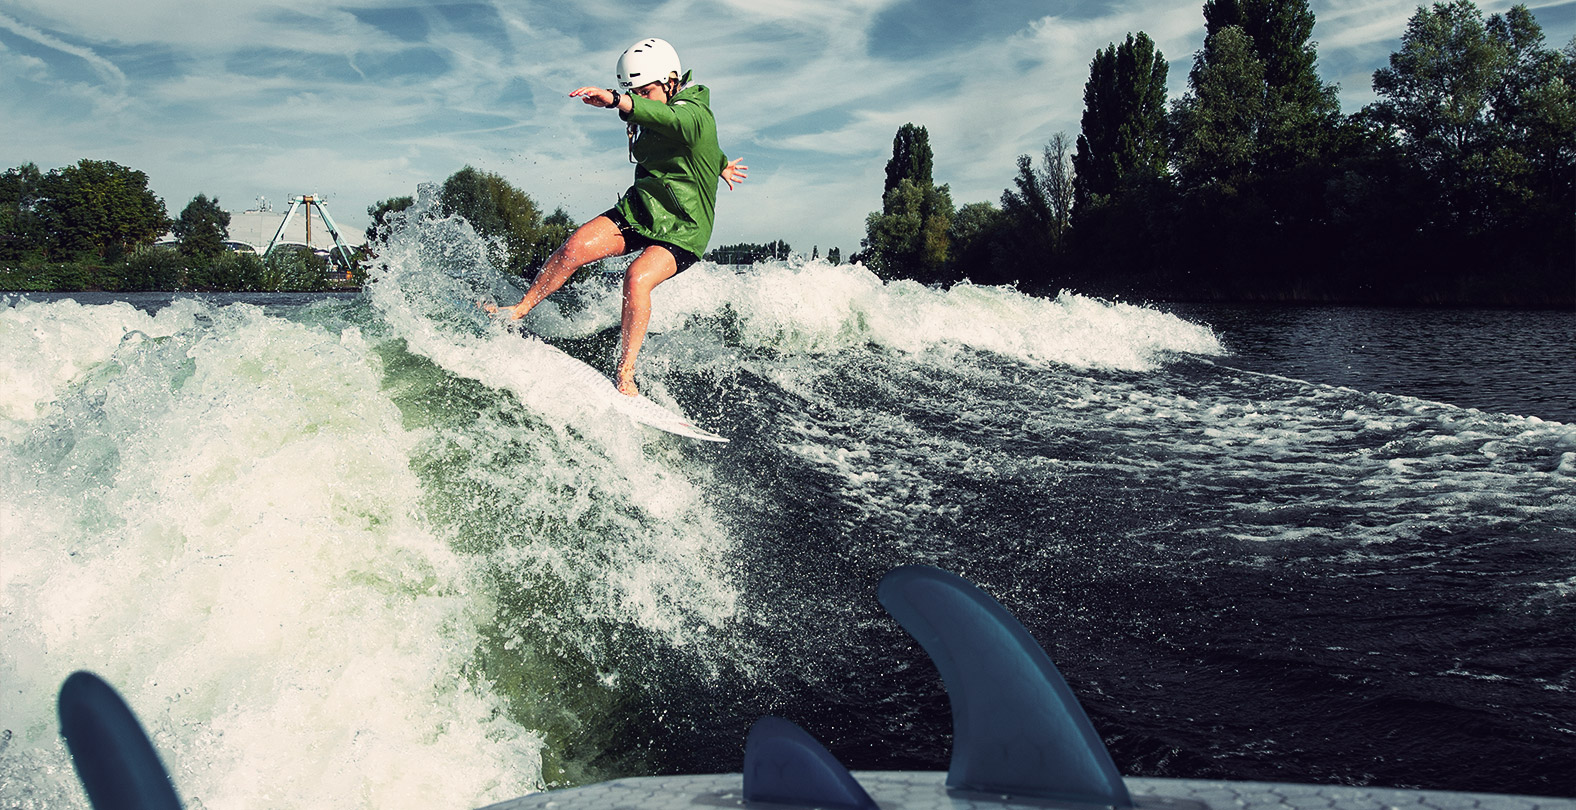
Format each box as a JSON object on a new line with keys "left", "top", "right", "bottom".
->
{"left": 0, "top": 299, "right": 544, "bottom": 809}
{"left": 651, "top": 260, "right": 1225, "bottom": 371}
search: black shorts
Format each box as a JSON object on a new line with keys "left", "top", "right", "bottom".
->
{"left": 601, "top": 208, "right": 700, "bottom": 273}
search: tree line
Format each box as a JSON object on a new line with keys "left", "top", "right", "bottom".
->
{"left": 859, "top": 0, "right": 1574, "bottom": 307}
{"left": 0, "top": 160, "right": 594, "bottom": 293}
{"left": 0, "top": 159, "right": 353, "bottom": 292}
{"left": 0, "top": 152, "right": 817, "bottom": 293}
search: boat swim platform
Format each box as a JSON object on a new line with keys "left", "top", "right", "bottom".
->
{"left": 478, "top": 772, "right": 1576, "bottom": 810}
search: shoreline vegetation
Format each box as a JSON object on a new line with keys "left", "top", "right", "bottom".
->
{"left": 3, "top": 0, "right": 1571, "bottom": 308}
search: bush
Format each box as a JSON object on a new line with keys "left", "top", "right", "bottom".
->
{"left": 263, "top": 247, "right": 332, "bottom": 291}
{"left": 121, "top": 247, "right": 184, "bottom": 291}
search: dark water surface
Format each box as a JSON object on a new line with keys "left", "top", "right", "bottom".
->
{"left": 4, "top": 270, "right": 1572, "bottom": 810}
{"left": 1169, "top": 304, "right": 1576, "bottom": 424}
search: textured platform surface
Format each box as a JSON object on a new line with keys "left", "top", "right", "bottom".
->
{"left": 478, "top": 771, "right": 1576, "bottom": 810}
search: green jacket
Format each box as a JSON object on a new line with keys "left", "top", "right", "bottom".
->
{"left": 616, "top": 82, "right": 728, "bottom": 258}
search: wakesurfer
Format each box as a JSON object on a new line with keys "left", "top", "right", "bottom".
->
{"left": 488, "top": 37, "right": 747, "bottom": 397}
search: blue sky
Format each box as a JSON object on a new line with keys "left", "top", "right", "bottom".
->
{"left": 2, "top": 0, "right": 1573, "bottom": 258}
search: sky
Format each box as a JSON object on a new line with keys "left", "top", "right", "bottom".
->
{"left": 2, "top": 0, "right": 1573, "bottom": 257}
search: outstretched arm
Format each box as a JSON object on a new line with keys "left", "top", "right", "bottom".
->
{"left": 569, "top": 86, "right": 633, "bottom": 113}
{"left": 721, "top": 157, "right": 748, "bottom": 190}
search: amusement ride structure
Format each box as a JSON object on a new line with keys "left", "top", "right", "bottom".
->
{"left": 263, "top": 194, "right": 357, "bottom": 270}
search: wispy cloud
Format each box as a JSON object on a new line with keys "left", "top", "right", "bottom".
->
{"left": 0, "top": 10, "right": 125, "bottom": 89}
{"left": 1, "top": 0, "right": 1570, "bottom": 254}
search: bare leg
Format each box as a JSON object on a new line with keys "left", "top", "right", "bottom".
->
{"left": 490, "top": 216, "right": 625, "bottom": 321}
{"left": 614, "top": 246, "right": 680, "bottom": 396}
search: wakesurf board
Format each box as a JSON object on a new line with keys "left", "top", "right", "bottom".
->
{"left": 523, "top": 334, "right": 727, "bottom": 443}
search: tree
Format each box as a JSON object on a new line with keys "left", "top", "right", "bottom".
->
{"left": 1369, "top": 0, "right": 1501, "bottom": 183}
{"left": 1200, "top": 0, "right": 1341, "bottom": 169}
{"left": 826, "top": 247, "right": 841, "bottom": 265}
{"left": 366, "top": 196, "right": 415, "bottom": 243}
{"left": 173, "top": 193, "right": 230, "bottom": 260}
{"left": 1363, "top": 1, "right": 1574, "bottom": 284}
{"left": 1366, "top": 0, "right": 1573, "bottom": 231}
{"left": 947, "top": 201, "right": 1006, "bottom": 283}
{"left": 999, "top": 132, "right": 1075, "bottom": 272}
{"left": 37, "top": 159, "right": 170, "bottom": 261}
{"left": 704, "top": 240, "right": 793, "bottom": 264}
{"left": 0, "top": 163, "right": 45, "bottom": 260}
{"left": 1172, "top": 26, "right": 1269, "bottom": 191}
{"left": 884, "top": 124, "right": 935, "bottom": 197}
{"left": 533, "top": 207, "right": 575, "bottom": 269}
{"left": 864, "top": 124, "right": 954, "bottom": 281}
{"left": 263, "top": 246, "right": 333, "bottom": 292}
{"left": 1482, "top": 6, "right": 1575, "bottom": 226}
{"left": 1072, "top": 33, "right": 1169, "bottom": 216}
{"left": 438, "top": 166, "right": 550, "bottom": 276}
{"left": 121, "top": 246, "right": 184, "bottom": 291}
{"left": 863, "top": 178, "right": 954, "bottom": 281}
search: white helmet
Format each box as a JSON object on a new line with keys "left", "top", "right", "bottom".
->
{"left": 616, "top": 38, "right": 681, "bottom": 90}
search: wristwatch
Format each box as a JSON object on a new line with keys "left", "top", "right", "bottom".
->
{"left": 608, "top": 89, "right": 621, "bottom": 109}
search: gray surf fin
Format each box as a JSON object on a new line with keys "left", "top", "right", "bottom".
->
{"left": 58, "top": 671, "right": 184, "bottom": 810}
{"left": 878, "top": 565, "right": 1134, "bottom": 807}
{"left": 742, "top": 716, "right": 877, "bottom": 810}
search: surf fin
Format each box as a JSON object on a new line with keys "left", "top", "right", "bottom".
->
{"left": 878, "top": 565, "right": 1133, "bottom": 807}
{"left": 742, "top": 716, "right": 877, "bottom": 810}
{"left": 57, "top": 671, "right": 184, "bottom": 810}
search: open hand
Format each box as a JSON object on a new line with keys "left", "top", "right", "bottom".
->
{"left": 569, "top": 86, "right": 618, "bottom": 108}
{"left": 722, "top": 158, "right": 749, "bottom": 190}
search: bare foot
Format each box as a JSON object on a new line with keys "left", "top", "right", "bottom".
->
{"left": 615, "top": 368, "right": 638, "bottom": 397}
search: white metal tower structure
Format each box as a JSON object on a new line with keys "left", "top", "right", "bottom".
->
{"left": 264, "top": 195, "right": 356, "bottom": 269}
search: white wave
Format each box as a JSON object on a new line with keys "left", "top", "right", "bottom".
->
{"left": 0, "top": 300, "right": 542, "bottom": 810}
{"left": 650, "top": 259, "right": 1225, "bottom": 371}
{"left": 0, "top": 297, "right": 195, "bottom": 438}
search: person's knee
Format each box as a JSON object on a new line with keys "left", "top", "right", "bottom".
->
{"left": 626, "top": 249, "right": 677, "bottom": 292}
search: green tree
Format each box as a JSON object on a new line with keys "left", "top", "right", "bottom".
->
{"left": 864, "top": 124, "right": 954, "bottom": 281}
{"left": 1200, "top": 0, "right": 1342, "bottom": 170}
{"left": 37, "top": 159, "right": 170, "bottom": 261}
{"left": 1172, "top": 26, "right": 1269, "bottom": 191}
{"left": 1488, "top": 10, "right": 1576, "bottom": 254}
{"left": 0, "top": 163, "right": 45, "bottom": 260}
{"left": 1364, "top": 0, "right": 1574, "bottom": 286}
{"left": 218, "top": 251, "right": 266, "bottom": 291}
{"left": 173, "top": 193, "right": 230, "bottom": 260}
{"left": 1489, "top": 6, "right": 1576, "bottom": 184}
{"left": 1072, "top": 33, "right": 1169, "bottom": 216}
{"left": 1366, "top": 0, "right": 1573, "bottom": 231}
{"left": 947, "top": 201, "right": 1006, "bottom": 283}
{"left": 532, "top": 207, "right": 575, "bottom": 269}
{"left": 121, "top": 246, "right": 183, "bottom": 291}
{"left": 1368, "top": 0, "right": 1501, "bottom": 185}
{"left": 862, "top": 178, "right": 954, "bottom": 281}
{"left": 263, "top": 246, "right": 333, "bottom": 292}
{"left": 998, "top": 133, "right": 1075, "bottom": 282}
{"left": 826, "top": 247, "right": 841, "bottom": 265}
{"left": 884, "top": 124, "right": 935, "bottom": 197}
{"left": 366, "top": 195, "right": 415, "bottom": 243}
{"left": 439, "top": 166, "right": 548, "bottom": 276}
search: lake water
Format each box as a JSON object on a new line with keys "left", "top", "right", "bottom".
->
{"left": 2, "top": 210, "right": 1572, "bottom": 809}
